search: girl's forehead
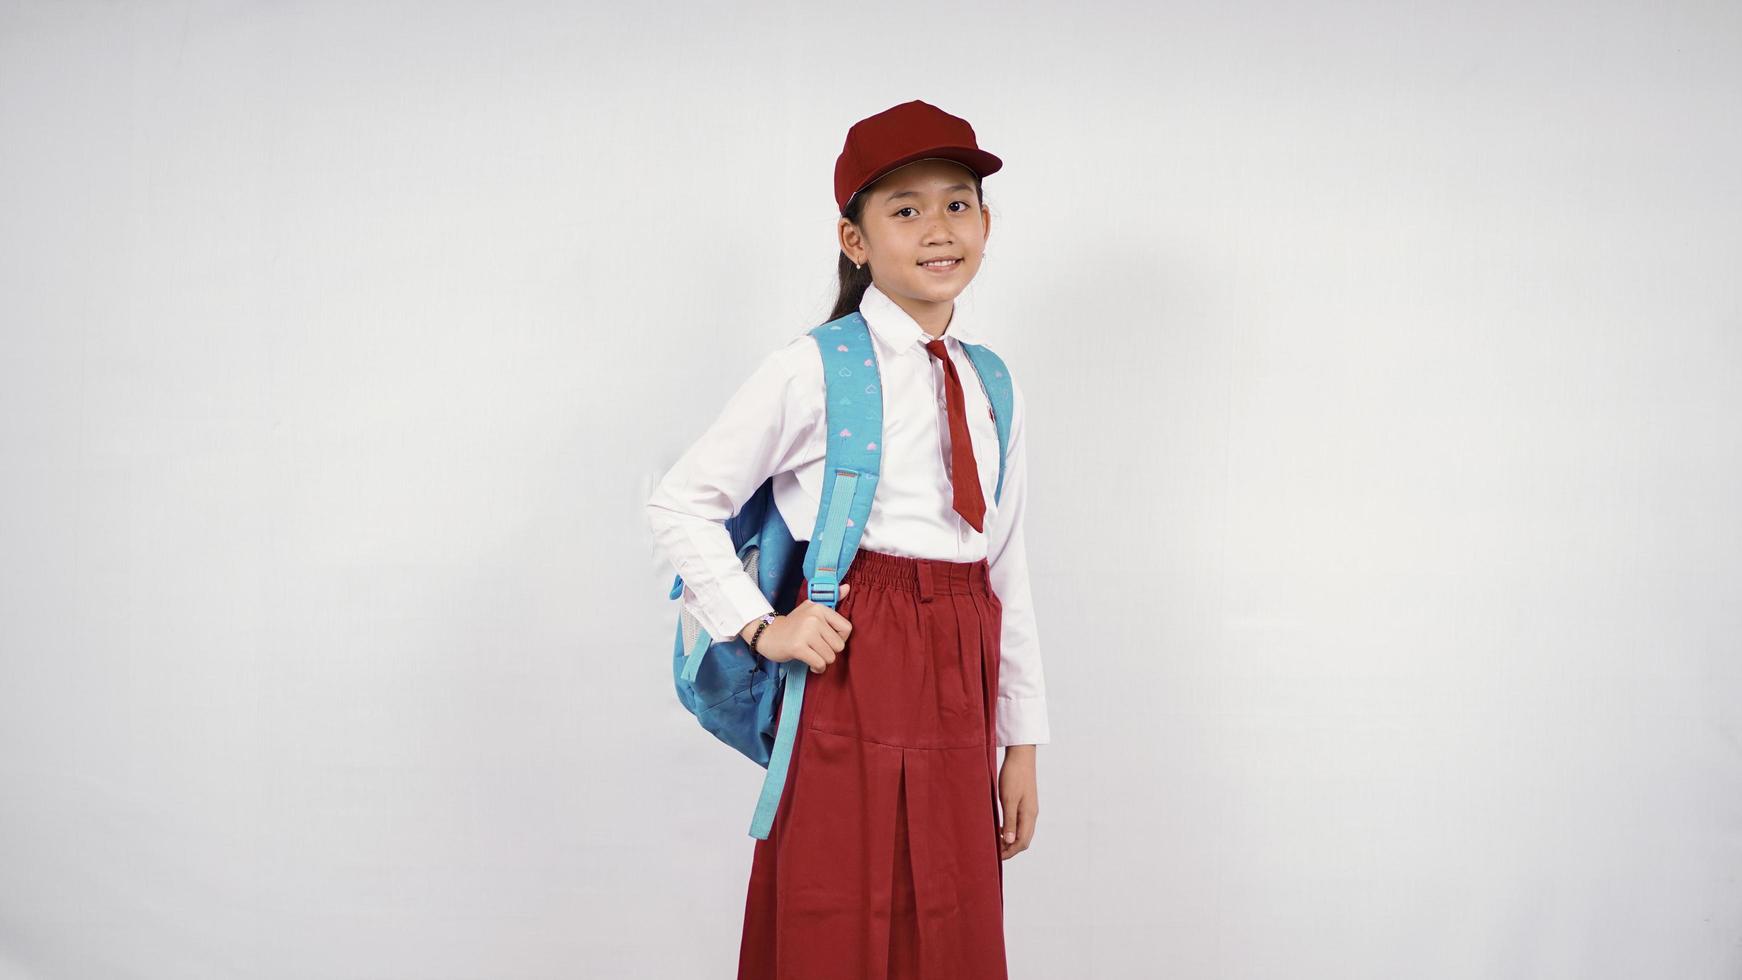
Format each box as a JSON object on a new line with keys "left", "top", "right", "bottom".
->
{"left": 870, "top": 160, "right": 978, "bottom": 199}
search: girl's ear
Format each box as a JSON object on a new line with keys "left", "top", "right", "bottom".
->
{"left": 838, "top": 217, "right": 868, "bottom": 266}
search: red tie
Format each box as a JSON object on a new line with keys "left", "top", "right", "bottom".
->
{"left": 924, "top": 339, "right": 986, "bottom": 533}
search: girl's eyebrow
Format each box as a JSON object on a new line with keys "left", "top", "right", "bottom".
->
{"left": 883, "top": 183, "right": 973, "bottom": 202}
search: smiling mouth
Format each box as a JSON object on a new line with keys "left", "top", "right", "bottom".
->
{"left": 918, "top": 258, "right": 962, "bottom": 270}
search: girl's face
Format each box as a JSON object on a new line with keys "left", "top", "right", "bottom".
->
{"left": 839, "top": 158, "right": 992, "bottom": 314}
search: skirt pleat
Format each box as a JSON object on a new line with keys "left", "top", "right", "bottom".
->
{"left": 737, "top": 548, "right": 1007, "bottom": 980}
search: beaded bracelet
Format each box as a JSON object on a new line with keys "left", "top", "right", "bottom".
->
{"left": 748, "top": 612, "right": 776, "bottom": 652}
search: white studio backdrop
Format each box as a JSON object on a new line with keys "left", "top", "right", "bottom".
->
{"left": 1, "top": 1, "right": 1738, "bottom": 978}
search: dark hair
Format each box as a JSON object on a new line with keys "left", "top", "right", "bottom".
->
{"left": 827, "top": 172, "right": 986, "bottom": 323}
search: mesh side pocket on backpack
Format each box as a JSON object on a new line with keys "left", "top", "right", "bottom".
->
{"left": 679, "top": 599, "right": 706, "bottom": 656}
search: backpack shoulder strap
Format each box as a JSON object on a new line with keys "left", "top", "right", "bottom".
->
{"left": 800, "top": 311, "right": 884, "bottom": 604}
{"left": 957, "top": 341, "right": 1015, "bottom": 505}
{"left": 749, "top": 309, "right": 884, "bottom": 840}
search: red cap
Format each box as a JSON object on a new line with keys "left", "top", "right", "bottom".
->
{"left": 833, "top": 100, "right": 1003, "bottom": 213}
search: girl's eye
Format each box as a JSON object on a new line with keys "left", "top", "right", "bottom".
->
{"left": 895, "top": 201, "right": 972, "bottom": 217}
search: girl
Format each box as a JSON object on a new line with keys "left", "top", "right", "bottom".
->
{"left": 646, "top": 99, "right": 1050, "bottom": 980}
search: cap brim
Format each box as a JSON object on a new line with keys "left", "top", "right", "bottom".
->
{"left": 848, "top": 147, "right": 1003, "bottom": 208}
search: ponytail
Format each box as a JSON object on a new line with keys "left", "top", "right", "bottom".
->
{"left": 828, "top": 253, "right": 875, "bottom": 323}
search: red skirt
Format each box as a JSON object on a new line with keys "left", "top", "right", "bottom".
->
{"left": 738, "top": 547, "right": 1008, "bottom": 980}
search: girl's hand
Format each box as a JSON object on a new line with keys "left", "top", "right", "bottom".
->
{"left": 745, "top": 584, "right": 854, "bottom": 674}
{"left": 997, "top": 745, "right": 1039, "bottom": 860}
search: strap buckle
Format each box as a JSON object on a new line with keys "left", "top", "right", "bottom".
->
{"left": 807, "top": 568, "right": 839, "bottom": 606}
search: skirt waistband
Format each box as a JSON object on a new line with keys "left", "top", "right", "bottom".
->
{"left": 839, "top": 547, "right": 990, "bottom": 597}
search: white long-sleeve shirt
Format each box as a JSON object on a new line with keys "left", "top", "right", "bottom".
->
{"left": 645, "top": 282, "right": 1049, "bottom": 747}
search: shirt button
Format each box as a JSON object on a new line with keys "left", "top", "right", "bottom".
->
{"left": 960, "top": 526, "right": 970, "bottom": 541}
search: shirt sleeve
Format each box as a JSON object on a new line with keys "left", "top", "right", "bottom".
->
{"left": 646, "top": 337, "right": 822, "bottom": 642}
{"left": 985, "top": 373, "right": 1051, "bottom": 746}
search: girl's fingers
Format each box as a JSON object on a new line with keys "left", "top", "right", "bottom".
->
{"left": 805, "top": 641, "right": 832, "bottom": 672}
{"left": 998, "top": 798, "right": 1035, "bottom": 858}
{"left": 822, "top": 601, "right": 853, "bottom": 634}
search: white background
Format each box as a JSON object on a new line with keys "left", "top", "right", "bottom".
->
{"left": 1, "top": 1, "right": 1738, "bottom": 978}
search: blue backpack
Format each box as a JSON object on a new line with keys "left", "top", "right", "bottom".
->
{"left": 667, "top": 308, "right": 1016, "bottom": 839}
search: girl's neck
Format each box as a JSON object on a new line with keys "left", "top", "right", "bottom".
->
{"left": 880, "top": 288, "right": 955, "bottom": 339}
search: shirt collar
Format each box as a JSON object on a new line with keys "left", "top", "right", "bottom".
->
{"left": 859, "top": 281, "right": 985, "bottom": 356}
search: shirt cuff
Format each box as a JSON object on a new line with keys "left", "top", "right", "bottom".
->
{"left": 995, "top": 695, "right": 1050, "bottom": 747}
{"left": 686, "top": 573, "right": 775, "bottom": 643}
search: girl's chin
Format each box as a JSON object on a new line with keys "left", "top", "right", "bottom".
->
{"left": 907, "top": 267, "right": 973, "bottom": 292}
{"left": 905, "top": 281, "right": 968, "bottom": 301}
